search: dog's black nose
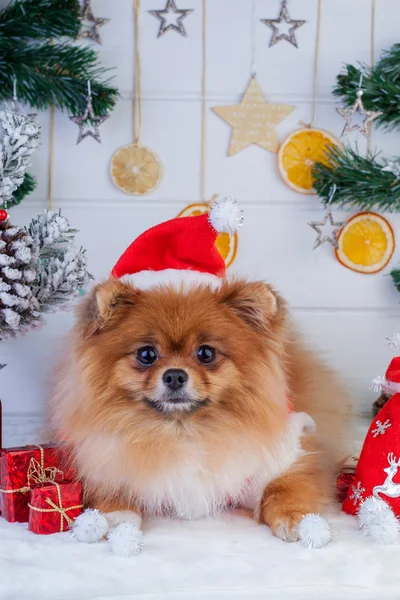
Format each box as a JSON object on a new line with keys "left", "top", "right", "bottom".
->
{"left": 162, "top": 369, "right": 188, "bottom": 391}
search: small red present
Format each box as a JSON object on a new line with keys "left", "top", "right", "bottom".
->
{"left": 0, "top": 443, "right": 75, "bottom": 522}
{"left": 337, "top": 457, "right": 357, "bottom": 503}
{"left": 28, "top": 481, "right": 83, "bottom": 534}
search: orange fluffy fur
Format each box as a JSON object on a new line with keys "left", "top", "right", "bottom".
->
{"left": 49, "top": 278, "right": 351, "bottom": 541}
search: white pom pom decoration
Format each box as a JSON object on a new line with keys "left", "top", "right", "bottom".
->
{"left": 208, "top": 196, "right": 243, "bottom": 235}
{"left": 298, "top": 513, "right": 332, "bottom": 549}
{"left": 357, "top": 496, "right": 400, "bottom": 544}
{"left": 71, "top": 508, "right": 109, "bottom": 543}
{"left": 108, "top": 522, "right": 144, "bottom": 557}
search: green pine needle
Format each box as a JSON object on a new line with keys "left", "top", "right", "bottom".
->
{"left": 333, "top": 43, "right": 400, "bottom": 131}
{"left": 0, "top": 0, "right": 118, "bottom": 115}
{"left": 0, "top": 0, "right": 80, "bottom": 40}
{"left": 8, "top": 173, "right": 37, "bottom": 208}
{"left": 312, "top": 145, "right": 400, "bottom": 212}
{"left": 391, "top": 269, "right": 400, "bottom": 294}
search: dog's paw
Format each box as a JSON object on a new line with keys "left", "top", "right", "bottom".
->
{"left": 268, "top": 511, "right": 304, "bottom": 543}
{"left": 71, "top": 508, "right": 109, "bottom": 543}
{"left": 108, "top": 522, "right": 144, "bottom": 557}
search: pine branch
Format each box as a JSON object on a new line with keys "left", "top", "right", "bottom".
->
{"left": 312, "top": 145, "right": 400, "bottom": 212}
{"left": 0, "top": 42, "right": 118, "bottom": 115}
{"left": 9, "top": 173, "right": 37, "bottom": 208}
{"left": 0, "top": 0, "right": 80, "bottom": 40}
{"left": 333, "top": 44, "right": 400, "bottom": 131}
{"left": 392, "top": 269, "right": 400, "bottom": 294}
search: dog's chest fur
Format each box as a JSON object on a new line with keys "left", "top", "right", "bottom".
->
{"left": 80, "top": 413, "right": 310, "bottom": 519}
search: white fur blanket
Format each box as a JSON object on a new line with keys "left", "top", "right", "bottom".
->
{"left": 0, "top": 508, "right": 397, "bottom": 600}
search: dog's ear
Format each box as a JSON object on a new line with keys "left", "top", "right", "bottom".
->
{"left": 219, "top": 280, "right": 283, "bottom": 332}
{"left": 77, "top": 279, "right": 139, "bottom": 337}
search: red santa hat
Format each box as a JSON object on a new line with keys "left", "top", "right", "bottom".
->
{"left": 111, "top": 197, "right": 243, "bottom": 290}
{"left": 371, "top": 356, "right": 400, "bottom": 395}
{"left": 342, "top": 391, "right": 400, "bottom": 543}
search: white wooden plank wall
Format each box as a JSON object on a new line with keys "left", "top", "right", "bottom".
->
{"left": 2, "top": 0, "right": 400, "bottom": 445}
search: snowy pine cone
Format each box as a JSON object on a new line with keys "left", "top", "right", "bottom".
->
{"left": 0, "top": 218, "right": 40, "bottom": 339}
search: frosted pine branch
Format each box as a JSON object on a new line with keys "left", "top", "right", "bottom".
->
{"left": 0, "top": 108, "right": 40, "bottom": 206}
{"left": 0, "top": 210, "right": 92, "bottom": 341}
{"left": 35, "top": 246, "right": 90, "bottom": 311}
{"left": 29, "top": 210, "right": 74, "bottom": 248}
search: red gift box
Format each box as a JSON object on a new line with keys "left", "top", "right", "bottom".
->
{"left": 336, "top": 456, "right": 358, "bottom": 503}
{"left": 28, "top": 481, "right": 83, "bottom": 534}
{"left": 0, "top": 443, "right": 76, "bottom": 522}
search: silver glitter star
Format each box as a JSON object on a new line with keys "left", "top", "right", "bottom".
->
{"left": 382, "top": 158, "right": 400, "bottom": 179}
{"left": 149, "top": 0, "right": 193, "bottom": 38}
{"left": 336, "top": 90, "right": 382, "bottom": 138}
{"left": 70, "top": 95, "right": 108, "bottom": 144}
{"left": 261, "top": 0, "right": 306, "bottom": 48}
{"left": 308, "top": 209, "right": 344, "bottom": 250}
{"left": 77, "top": 0, "right": 110, "bottom": 45}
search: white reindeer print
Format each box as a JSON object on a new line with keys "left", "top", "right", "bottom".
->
{"left": 373, "top": 453, "right": 400, "bottom": 499}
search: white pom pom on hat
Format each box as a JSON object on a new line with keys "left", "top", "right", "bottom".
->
{"left": 357, "top": 496, "right": 400, "bottom": 544}
{"left": 111, "top": 197, "right": 243, "bottom": 290}
{"left": 208, "top": 196, "right": 244, "bottom": 235}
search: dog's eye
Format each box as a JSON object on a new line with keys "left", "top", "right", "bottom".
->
{"left": 137, "top": 346, "right": 158, "bottom": 366}
{"left": 196, "top": 345, "right": 216, "bottom": 365}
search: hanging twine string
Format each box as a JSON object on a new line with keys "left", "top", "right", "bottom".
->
{"left": 250, "top": 0, "right": 257, "bottom": 77}
{"left": 310, "top": 0, "right": 322, "bottom": 127}
{"left": 367, "top": 0, "right": 376, "bottom": 155}
{"left": 201, "top": 0, "right": 207, "bottom": 202}
{"left": 48, "top": 38, "right": 55, "bottom": 210}
{"left": 133, "top": 0, "right": 142, "bottom": 145}
{"left": 48, "top": 106, "right": 54, "bottom": 209}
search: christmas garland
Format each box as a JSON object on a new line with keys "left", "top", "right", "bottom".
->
{"left": 312, "top": 145, "right": 400, "bottom": 212}
{"left": 333, "top": 43, "right": 400, "bottom": 131}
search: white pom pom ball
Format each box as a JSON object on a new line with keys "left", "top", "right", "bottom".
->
{"left": 208, "top": 197, "right": 243, "bottom": 235}
{"left": 298, "top": 513, "right": 332, "bottom": 549}
{"left": 357, "top": 496, "right": 399, "bottom": 544}
{"left": 71, "top": 508, "right": 109, "bottom": 543}
{"left": 108, "top": 522, "right": 144, "bottom": 557}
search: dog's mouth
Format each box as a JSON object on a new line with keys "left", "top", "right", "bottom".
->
{"left": 143, "top": 393, "right": 210, "bottom": 415}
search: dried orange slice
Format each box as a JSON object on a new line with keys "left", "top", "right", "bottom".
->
{"left": 278, "top": 128, "right": 340, "bottom": 194}
{"left": 335, "top": 212, "right": 395, "bottom": 274}
{"left": 177, "top": 203, "right": 238, "bottom": 268}
{"left": 111, "top": 144, "right": 162, "bottom": 195}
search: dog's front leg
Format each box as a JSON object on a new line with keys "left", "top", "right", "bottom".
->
{"left": 258, "top": 438, "right": 334, "bottom": 542}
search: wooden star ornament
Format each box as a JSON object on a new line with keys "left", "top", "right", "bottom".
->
{"left": 77, "top": 0, "right": 110, "bottom": 45}
{"left": 212, "top": 77, "right": 294, "bottom": 156}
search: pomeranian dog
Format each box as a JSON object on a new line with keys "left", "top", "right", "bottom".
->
{"left": 49, "top": 199, "right": 351, "bottom": 549}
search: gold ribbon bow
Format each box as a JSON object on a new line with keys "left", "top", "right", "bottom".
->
{"left": 0, "top": 445, "right": 64, "bottom": 495}
{"left": 28, "top": 481, "right": 83, "bottom": 532}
